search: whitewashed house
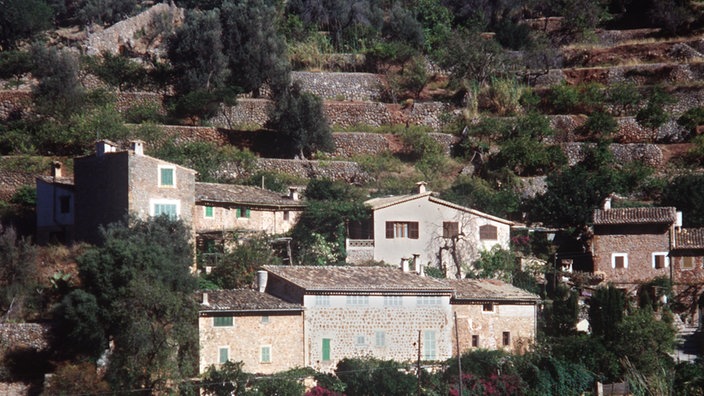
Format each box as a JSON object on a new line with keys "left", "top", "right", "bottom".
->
{"left": 346, "top": 182, "right": 514, "bottom": 278}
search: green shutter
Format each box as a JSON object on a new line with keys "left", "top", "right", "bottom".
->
{"left": 261, "top": 346, "right": 271, "bottom": 362}
{"left": 205, "top": 206, "right": 213, "bottom": 217}
{"left": 213, "top": 316, "right": 233, "bottom": 327}
{"left": 160, "top": 168, "right": 174, "bottom": 186}
{"left": 219, "top": 348, "right": 228, "bottom": 363}
{"left": 322, "top": 338, "right": 331, "bottom": 361}
{"left": 244, "top": 208, "right": 251, "bottom": 218}
{"left": 236, "top": 207, "right": 241, "bottom": 217}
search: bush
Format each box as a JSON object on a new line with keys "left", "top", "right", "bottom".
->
{"left": 636, "top": 87, "right": 673, "bottom": 129}
{"left": 578, "top": 110, "right": 619, "bottom": 141}
{"left": 480, "top": 78, "right": 524, "bottom": 116}
{"left": 606, "top": 82, "right": 642, "bottom": 116}
{"left": 677, "top": 106, "right": 704, "bottom": 134}
{"left": 123, "top": 102, "right": 165, "bottom": 124}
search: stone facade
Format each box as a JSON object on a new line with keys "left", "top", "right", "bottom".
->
{"left": 73, "top": 141, "right": 196, "bottom": 244}
{"left": 291, "top": 72, "right": 383, "bottom": 101}
{"left": 198, "top": 312, "right": 304, "bottom": 375}
{"left": 193, "top": 203, "right": 302, "bottom": 236}
{"left": 244, "top": 158, "right": 371, "bottom": 184}
{"left": 453, "top": 303, "right": 536, "bottom": 355}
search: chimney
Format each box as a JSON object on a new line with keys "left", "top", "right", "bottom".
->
{"left": 96, "top": 140, "right": 116, "bottom": 157}
{"left": 257, "top": 270, "right": 268, "bottom": 292}
{"left": 202, "top": 292, "right": 209, "bottom": 306}
{"left": 676, "top": 211, "right": 683, "bottom": 228}
{"left": 602, "top": 196, "right": 612, "bottom": 210}
{"left": 289, "top": 187, "right": 299, "bottom": 201}
{"left": 130, "top": 140, "right": 144, "bottom": 156}
{"left": 51, "top": 161, "right": 62, "bottom": 178}
{"left": 416, "top": 181, "right": 427, "bottom": 194}
{"left": 412, "top": 254, "right": 420, "bottom": 274}
{"left": 401, "top": 257, "right": 410, "bottom": 273}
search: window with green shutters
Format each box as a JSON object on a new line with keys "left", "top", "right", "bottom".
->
{"left": 219, "top": 347, "right": 229, "bottom": 364}
{"left": 213, "top": 316, "right": 233, "bottom": 327}
{"left": 261, "top": 346, "right": 271, "bottom": 363}
{"left": 154, "top": 203, "right": 178, "bottom": 219}
{"left": 159, "top": 167, "right": 174, "bottom": 187}
{"left": 322, "top": 338, "right": 331, "bottom": 361}
{"left": 236, "top": 207, "right": 251, "bottom": 218}
{"left": 423, "top": 331, "right": 436, "bottom": 360}
{"left": 204, "top": 206, "right": 214, "bottom": 218}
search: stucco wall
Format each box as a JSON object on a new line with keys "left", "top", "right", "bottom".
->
{"left": 369, "top": 196, "right": 511, "bottom": 277}
{"left": 302, "top": 294, "right": 453, "bottom": 372}
{"left": 592, "top": 225, "right": 672, "bottom": 284}
{"left": 453, "top": 303, "right": 536, "bottom": 354}
{"left": 198, "top": 312, "right": 304, "bottom": 374}
{"left": 193, "top": 203, "right": 302, "bottom": 235}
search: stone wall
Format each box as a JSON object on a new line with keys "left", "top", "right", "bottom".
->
{"left": 454, "top": 304, "right": 536, "bottom": 355}
{"left": 561, "top": 142, "right": 664, "bottom": 167}
{"left": 0, "top": 323, "right": 49, "bottom": 351}
{"left": 291, "top": 72, "right": 383, "bottom": 101}
{"left": 536, "top": 62, "right": 704, "bottom": 89}
{"left": 240, "top": 159, "right": 371, "bottom": 184}
{"left": 0, "top": 90, "right": 31, "bottom": 121}
{"left": 0, "top": 171, "right": 37, "bottom": 201}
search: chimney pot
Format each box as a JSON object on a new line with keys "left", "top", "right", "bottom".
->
{"left": 401, "top": 257, "right": 410, "bottom": 273}
{"left": 289, "top": 187, "right": 299, "bottom": 201}
{"left": 416, "top": 181, "right": 427, "bottom": 194}
{"left": 202, "top": 292, "right": 209, "bottom": 305}
{"left": 257, "top": 270, "right": 268, "bottom": 292}
{"left": 130, "top": 140, "right": 144, "bottom": 155}
{"left": 51, "top": 161, "right": 62, "bottom": 178}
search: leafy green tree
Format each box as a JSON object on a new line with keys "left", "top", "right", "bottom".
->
{"left": 207, "top": 233, "right": 281, "bottom": 289}
{"left": 335, "top": 357, "right": 417, "bottom": 396}
{"left": 588, "top": 285, "right": 625, "bottom": 343}
{"left": 200, "top": 361, "right": 253, "bottom": 396}
{"left": 544, "top": 284, "right": 579, "bottom": 336}
{"left": 55, "top": 217, "right": 198, "bottom": 393}
{"left": 0, "top": 50, "right": 32, "bottom": 87}
{"left": 0, "top": 226, "right": 38, "bottom": 321}
{"left": 84, "top": 52, "right": 147, "bottom": 91}
{"left": 577, "top": 110, "right": 619, "bottom": 141}
{"left": 398, "top": 126, "right": 448, "bottom": 179}
{"left": 75, "top": 0, "right": 138, "bottom": 26}
{"left": 436, "top": 28, "right": 506, "bottom": 89}
{"left": 0, "top": 0, "right": 52, "bottom": 50}
{"left": 266, "top": 83, "right": 333, "bottom": 159}
{"left": 151, "top": 141, "right": 256, "bottom": 183}
{"left": 636, "top": 87, "right": 673, "bottom": 129}
{"left": 659, "top": 174, "right": 704, "bottom": 227}
{"left": 168, "top": 8, "right": 233, "bottom": 120}
{"left": 31, "top": 45, "right": 86, "bottom": 120}
{"left": 442, "top": 175, "right": 520, "bottom": 219}
{"left": 677, "top": 106, "right": 704, "bottom": 135}
{"left": 606, "top": 81, "right": 642, "bottom": 116}
{"left": 614, "top": 308, "right": 675, "bottom": 379}
{"left": 220, "top": 0, "right": 290, "bottom": 96}
{"left": 470, "top": 245, "right": 516, "bottom": 282}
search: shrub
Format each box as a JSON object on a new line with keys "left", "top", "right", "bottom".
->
{"left": 606, "top": 81, "right": 642, "bottom": 116}
{"left": 123, "top": 102, "right": 165, "bottom": 124}
{"left": 578, "top": 110, "right": 619, "bottom": 141}
{"left": 636, "top": 87, "right": 673, "bottom": 129}
{"left": 677, "top": 106, "right": 704, "bottom": 134}
{"left": 495, "top": 19, "right": 533, "bottom": 50}
{"left": 481, "top": 78, "right": 523, "bottom": 116}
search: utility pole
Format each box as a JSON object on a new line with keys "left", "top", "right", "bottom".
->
{"left": 417, "top": 330, "right": 422, "bottom": 396}
{"left": 455, "top": 312, "right": 463, "bottom": 396}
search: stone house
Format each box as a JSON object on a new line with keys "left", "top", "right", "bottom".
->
{"left": 445, "top": 279, "right": 540, "bottom": 355}
{"left": 35, "top": 162, "right": 75, "bottom": 244}
{"left": 73, "top": 140, "right": 197, "bottom": 244}
{"left": 197, "top": 288, "right": 304, "bottom": 375}
{"left": 670, "top": 227, "right": 704, "bottom": 325}
{"left": 194, "top": 182, "right": 305, "bottom": 253}
{"left": 346, "top": 182, "right": 514, "bottom": 279}
{"left": 196, "top": 265, "right": 540, "bottom": 375}
{"left": 591, "top": 202, "right": 679, "bottom": 287}
{"left": 262, "top": 265, "right": 455, "bottom": 372}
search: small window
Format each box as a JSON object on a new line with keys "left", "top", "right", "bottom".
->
{"left": 261, "top": 315, "right": 269, "bottom": 324}
{"left": 652, "top": 252, "right": 669, "bottom": 269}
{"left": 502, "top": 332, "right": 511, "bottom": 346}
{"left": 204, "top": 206, "right": 214, "bottom": 218}
{"left": 260, "top": 346, "right": 271, "bottom": 363}
{"left": 423, "top": 331, "right": 436, "bottom": 360}
{"left": 219, "top": 347, "right": 229, "bottom": 364}
{"left": 315, "top": 295, "right": 330, "bottom": 306}
{"left": 152, "top": 200, "right": 179, "bottom": 219}
{"left": 472, "top": 335, "right": 479, "bottom": 347}
{"left": 283, "top": 211, "right": 290, "bottom": 221}
{"left": 59, "top": 196, "right": 71, "bottom": 214}
{"left": 385, "top": 222, "right": 419, "bottom": 239}
{"left": 384, "top": 296, "right": 403, "bottom": 306}
{"left": 356, "top": 335, "right": 365, "bottom": 346}
{"left": 213, "top": 316, "right": 233, "bottom": 327}
{"left": 479, "top": 225, "right": 498, "bottom": 240}
{"left": 417, "top": 296, "right": 441, "bottom": 306}
{"left": 483, "top": 303, "right": 494, "bottom": 312}
{"left": 346, "top": 295, "right": 369, "bottom": 306}
{"left": 612, "top": 253, "right": 628, "bottom": 269}
{"left": 682, "top": 256, "right": 695, "bottom": 270}
{"left": 443, "top": 222, "right": 460, "bottom": 238}
{"left": 322, "top": 338, "right": 331, "bottom": 361}
{"left": 236, "top": 207, "right": 251, "bottom": 218}
{"left": 375, "top": 331, "right": 386, "bottom": 347}
{"left": 159, "top": 166, "right": 175, "bottom": 187}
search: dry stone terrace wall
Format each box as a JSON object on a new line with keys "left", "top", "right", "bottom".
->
{"left": 0, "top": 323, "right": 49, "bottom": 351}
{"left": 291, "top": 71, "right": 383, "bottom": 101}
{"left": 237, "top": 158, "right": 371, "bottom": 184}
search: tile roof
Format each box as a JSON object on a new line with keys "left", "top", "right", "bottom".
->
{"left": 198, "top": 289, "right": 303, "bottom": 312}
{"left": 364, "top": 193, "right": 513, "bottom": 225}
{"left": 443, "top": 279, "right": 540, "bottom": 303}
{"left": 263, "top": 265, "right": 453, "bottom": 293}
{"left": 593, "top": 207, "right": 677, "bottom": 225}
{"left": 195, "top": 183, "right": 305, "bottom": 208}
{"left": 674, "top": 228, "right": 704, "bottom": 250}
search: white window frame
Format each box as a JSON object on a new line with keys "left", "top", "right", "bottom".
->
{"left": 158, "top": 165, "right": 176, "bottom": 187}
{"left": 383, "top": 295, "right": 403, "bottom": 306}
{"left": 218, "top": 346, "right": 229, "bottom": 364}
{"left": 417, "top": 296, "right": 441, "bottom": 306}
{"left": 355, "top": 335, "right": 366, "bottom": 346}
{"left": 346, "top": 295, "right": 369, "bottom": 306}
{"left": 315, "top": 295, "right": 330, "bottom": 306}
{"left": 375, "top": 331, "right": 386, "bottom": 347}
{"left": 260, "top": 345, "right": 272, "bottom": 363}
{"left": 611, "top": 253, "right": 628, "bottom": 269}
{"left": 150, "top": 198, "right": 180, "bottom": 219}
{"left": 423, "top": 330, "right": 436, "bottom": 360}
{"left": 652, "top": 252, "right": 669, "bottom": 269}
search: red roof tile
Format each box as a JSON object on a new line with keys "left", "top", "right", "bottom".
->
{"left": 593, "top": 207, "right": 677, "bottom": 225}
{"left": 675, "top": 228, "right": 704, "bottom": 249}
